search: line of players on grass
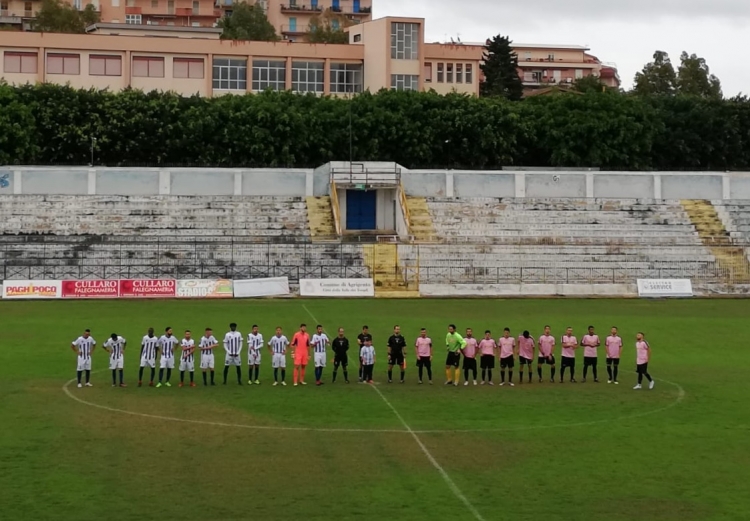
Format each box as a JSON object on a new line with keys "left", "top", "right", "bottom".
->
{"left": 70, "top": 322, "right": 656, "bottom": 390}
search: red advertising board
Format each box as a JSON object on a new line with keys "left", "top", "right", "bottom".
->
{"left": 119, "top": 279, "right": 176, "bottom": 298}
{"left": 62, "top": 280, "right": 119, "bottom": 298}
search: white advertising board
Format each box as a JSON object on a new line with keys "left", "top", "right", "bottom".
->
{"left": 637, "top": 279, "right": 693, "bottom": 298}
{"left": 233, "top": 277, "right": 290, "bottom": 298}
{"left": 299, "top": 278, "right": 375, "bottom": 297}
{"left": 1, "top": 280, "right": 62, "bottom": 299}
{"left": 176, "top": 279, "right": 234, "bottom": 298}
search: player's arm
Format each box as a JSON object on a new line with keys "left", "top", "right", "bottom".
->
{"left": 646, "top": 341, "right": 651, "bottom": 362}
{"left": 103, "top": 341, "right": 111, "bottom": 355}
{"left": 140, "top": 341, "right": 145, "bottom": 358}
{"left": 513, "top": 339, "right": 518, "bottom": 357}
{"left": 618, "top": 341, "right": 623, "bottom": 359}
{"left": 91, "top": 340, "right": 96, "bottom": 355}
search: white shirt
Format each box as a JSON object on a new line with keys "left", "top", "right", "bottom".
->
{"left": 181, "top": 338, "right": 195, "bottom": 361}
{"left": 141, "top": 335, "right": 160, "bottom": 360}
{"left": 104, "top": 336, "right": 126, "bottom": 359}
{"left": 199, "top": 335, "right": 218, "bottom": 356}
{"left": 159, "top": 335, "right": 179, "bottom": 358}
{"left": 224, "top": 331, "right": 243, "bottom": 356}
{"left": 360, "top": 345, "right": 375, "bottom": 365}
{"left": 247, "top": 333, "right": 264, "bottom": 356}
{"left": 269, "top": 335, "right": 289, "bottom": 354}
{"left": 73, "top": 336, "right": 96, "bottom": 358}
{"left": 311, "top": 333, "right": 329, "bottom": 353}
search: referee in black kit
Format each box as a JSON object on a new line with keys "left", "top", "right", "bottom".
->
{"left": 332, "top": 327, "right": 350, "bottom": 383}
{"left": 387, "top": 325, "right": 407, "bottom": 383}
{"left": 357, "top": 326, "right": 372, "bottom": 382}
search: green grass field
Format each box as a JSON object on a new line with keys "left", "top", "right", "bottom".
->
{"left": 2, "top": 298, "right": 749, "bottom": 521}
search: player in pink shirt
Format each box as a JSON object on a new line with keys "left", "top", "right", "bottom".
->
{"left": 517, "top": 330, "right": 535, "bottom": 384}
{"left": 634, "top": 332, "right": 655, "bottom": 390}
{"left": 580, "top": 325, "right": 601, "bottom": 383}
{"left": 605, "top": 326, "right": 623, "bottom": 384}
{"left": 560, "top": 327, "right": 578, "bottom": 383}
{"left": 537, "top": 325, "right": 556, "bottom": 383}
{"left": 498, "top": 328, "right": 516, "bottom": 386}
{"left": 291, "top": 324, "right": 310, "bottom": 386}
{"left": 461, "top": 328, "right": 479, "bottom": 386}
{"left": 478, "top": 331, "right": 497, "bottom": 385}
{"left": 415, "top": 328, "right": 433, "bottom": 384}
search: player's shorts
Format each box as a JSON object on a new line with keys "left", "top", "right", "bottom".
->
{"left": 388, "top": 352, "right": 405, "bottom": 367}
{"left": 140, "top": 357, "right": 156, "bottom": 369}
{"left": 636, "top": 362, "right": 649, "bottom": 374}
{"left": 333, "top": 355, "right": 348, "bottom": 367}
{"left": 179, "top": 359, "right": 195, "bottom": 372}
{"left": 272, "top": 353, "right": 287, "bottom": 368}
{"left": 313, "top": 352, "right": 326, "bottom": 368}
{"left": 445, "top": 351, "right": 461, "bottom": 367}
{"left": 109, "top": 356, "right": 124, "bottom": 370}
{"left": 500, "top": 355, "right": 515, "bottom": 369}
{"left": 561, "top": 356, "right": 575, "bottom": 368}
{"left": 248, "top": 351, "right": 262, "bottom": 365}
{"left": 538, "top": 355, "right": 556, "bottom": 365}
{"left": 160, "top": 357, "right": 175, "bottom": 369}
{"left": 480, "top": 354, "right": 495, "bottom": 369}
{"left": 519, "top": 356, "right": 533, "bottom": 366}
{"left": 606, "top": 357, "right": 620, "bottom": 366}
{"left": 294, "top": 354, "right": 310, "bottom": 366}
{"left": 77, "top": 357, "right": 92, "bottom": 371}
{"left": 583, "top": 356, "right": 598, "bottom": 367}
{"left": 224, "top": 354, "right": 241, "bottom": 366}
{"left": 462, "top": 357, "right": 477, "bottom": 371}
{"left": 417, "top": 356, "right": 432, "bottom": 368}
{"left": 200, "top": 354, "right": 215, "bottom": 369}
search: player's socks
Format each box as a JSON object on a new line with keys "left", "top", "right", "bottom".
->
{"left": 560, "top": 367, "right": 566, "bottom": 380}
{"left": 138, "top": 367, "right": 144, "bottom": 381}
{"left": 486, "top": 369, "right": 492, "bottom": 382}
{"left": 519, "top": 370, "right": 523, "bottom": 383}
{"left": 592, "top": 366, "right": 598, "bottom": 381}
{"left": 343, "top": 370, "right": 349, "bottom": 382}
{"left": 85, "top": 370, "right": 91, "bottom": 383}
{"left": 500, "top": 370, "right": 505, "bottom": 383}
{"left": 537, "top": 366, "right": 543, "bottom": 380}
{"left": 249, "top": 368, "right": 253, "bottom": 383}
{"left": 119, "top": 369, "right": 124, "bottom": 384}
{"left": 445, "top": 368, "right": 452, "bottom": 382}
{"left": 150, "top": 368, "right": 156, "bottom": 382}
{"left": 332, "top": 370, "right": 337, "bottom": 383}
{"left": 223, "top": 366, "right": 229, "bottom": 384}
{"left": 583, "top": 366, "right": 588, "bottom": 379}
{"left": 254, "top": 366, "right": 260, "bottom": 381}
{"left": 613, "top": 366, "right": 619, "bottom": 382}
{"left": 300, "top": 367, "right": 306, "bottom": 382}
{"left": 166, "top": 368, "right": 172, "bottom": 382}
{"left": 274, "top": 368, "right": 279, "bottom": 382}
{"left": 281, "top": 369, "right": 286, "bottom": 382}
{"left": 203, "top": 372, "right": 208, "bottom": 385}
{"left": 180, "top": 371, "right": 185, "bottom": 383}
{"left": 570, "top": 368, "right": 575, "bottom": 381}
{"left": 528, "top": 371, "right": 532, "bottom": 383}
{"left": 76, "top": 371, "right": 82, "bottom": 384}
{"left": 607, "top": 366, "right": 613, "bottom": 380}
{"left": 112, "top": 370, "right": 117, "bottom": 385}
{"left": 454, "top": 368, "right": 461, "bottom": 384}
{"left": 190, "top": 372, "right": 194, "bottom": 383}
{"left": 293, "top": 368, "right": 299, "bottom": 384}
{"left": 481, "top": 369, "right": 486, "bottom": 381}
{"left": 509, "top": 370, "right": 513, "bottom": 383}
{"left": 236, "top": 366, "right": 242, "bottom": 384}
{"left": 159, "top": 369, "right": 164, "bottom": 382}
{"left": 210, "top": 371, "right": 215, "bottom": 384}
{"left": 401, "top": 370, "right": 405, "bottom": 382}
{"left": 550, "top": 367, "right": 556, "bottom": 380}
{"left": 463, "top": 368, "right": 469, "bottom": 382}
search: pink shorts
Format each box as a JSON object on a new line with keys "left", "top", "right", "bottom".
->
{"left": 294, "top": 354, "right": 310, "bottom": 366}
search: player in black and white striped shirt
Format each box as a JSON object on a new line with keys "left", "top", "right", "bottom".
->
{"left": 157, "top": 327, "right": 179, "bottom": 388}
{"left": 139, "top": 328, "right": 160, "bottom": 387}
{"left": 247, "top": 325, "right": 264, "bottom": 385}
{"left": 223, "top": 323, "right": 243, "bottom": 385}
{"left": 268, "top": 327, "right": 289, "bottom": 386}
{"left": 199, "top": 328, "right": 218, "bottom": 386}
{"left": 70, "top": 329, "right": 96, "bottom": 388}
{"left": 104, "top": 333, "right": 127, "bottom": 387}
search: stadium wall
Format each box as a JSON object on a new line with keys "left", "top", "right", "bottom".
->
{"left": 2, "top": 167, "right": 750, "bottom": 199}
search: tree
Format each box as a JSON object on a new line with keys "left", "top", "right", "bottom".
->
{"left": 573, "top": 74, "right": 608, "bottom": 94}
{"left": 305, "top": 8, "right": 350, "bottom": 44}
{"left": 677, "top": 52, "right": 722, "bottom": 99}
{"left": 33, "top": 0, "right": 100, "bottom": 34}
{"left": 218, "top": 2, "right": 278, "bottom": 42}
{"left": 479, "top": 34, "right": 524, "bottom": 101}
{"left": 633, "top": 51, "right": 677, "bottom": 96}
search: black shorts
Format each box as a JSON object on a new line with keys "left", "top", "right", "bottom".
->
{"left": 561, "top": 357, "right": 575, "bottom": 368}
{"left": 388, "top": 353, "right": 405, "bottom": 367}
{"left": 538, "top": 355, "right": 555, "bottom": 365}
{"left": 333, "top": 355, "right": 348, "bottom": 367}
{"left": 417, "top": 356, "right": 432, "bottom": 368}
{"left": 500, "top": 356, "right": 515, "bottom": 369}
{"left": 480, "top": 355, "right": 495, "bottom": 369}
{"left": 462, "top": 357, "right": 477, "bottom": 371}
{"left": 606, "top": 357, "right": 620, "bottom": 366}
{"left": 519, "top": 356, "right": 533, "bottom": 366}
{"left": 583, "top": 356, "right": 598, "bottom": 367}
{"left": 636, "top": 362, "right": 649, "bottom": 374}
{"left": 445, "top": 351, "right": 461, "bottom": 368}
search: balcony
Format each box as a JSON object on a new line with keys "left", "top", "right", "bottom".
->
{"left": 279, "top": 3, "right": 321, "bottom": 14}
{"left": 280, "top": 23, "right": 310, "bottom": 35}
{"left": 125, "top": 6, "right": 142, "bottom": 13}
{"left": 214, "top": 0, "right": 233, "bottom": 6}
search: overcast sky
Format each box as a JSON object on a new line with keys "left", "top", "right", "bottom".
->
{"left": 375, "top": 0, "right": 750, "bottom": 96}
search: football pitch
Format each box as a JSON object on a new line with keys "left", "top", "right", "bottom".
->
{"left": 2, "top": 298, "right": 749, "bottom": 521}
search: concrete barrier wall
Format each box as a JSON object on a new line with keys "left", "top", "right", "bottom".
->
{"left": 419, "top": 283, "right": 638, "bottom": 297}
{"left": 2, "top": 166, "right": 750, "bottom": 199}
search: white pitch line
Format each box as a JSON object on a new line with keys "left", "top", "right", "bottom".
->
{"left": 371, "top": 384, "right": 487, "bottom": 521}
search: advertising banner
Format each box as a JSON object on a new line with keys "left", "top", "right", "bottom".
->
{"left": 62, "top": 279, "right": 119, "bottom": 298}
{"left": 637, "top": 279, "right": 693, "bottom": 298}
{"left": 233, "top": 277, "right": 290, "bottom": 298}
{"left": 299, "top": 278, "right": 374, "bottom": 297}
{"left": 119, "top": 279, "right": 176, "bottom": 298}
{"left": 176, "top": 279, "right": 234, "bottom": 298}
{"left": 1, "top": 280, "right": 62, "bottom": 299}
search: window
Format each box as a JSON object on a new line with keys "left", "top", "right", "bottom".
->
{"left": 251, "top": 59, "right": 285, "bottom": 91}
{"left": 437, "top": 63, "right": 443, "bottom": 83}
{"left": 89, "top": 55, "right": 122, "bottom": 76}
{"left": 553, "top": 69, "right": 561, "bottom": 82}
{"left": 548, "top": 53, "right": 555, "bottom": 61}
{"left": 23, "top": 0, "right": 31, "bottom": 14}
{"left": 575, "top": 68, "right": 583, "bottom": 79}
{"left": 213, "top": 58, "right": 247, "bottom": 90}
{"left": 353, "top": 33, "right": 361, "bottom": 42}
{"left": 1, "top": 0, "right": 8, "bottom": 10}
{"left": 465, "top": 63, "right": 473, "bottom": 84}
{"left": 524, "top": 51, "right": 532, "bottom": 61}
{"left": 132, "top": 56, "right": 164, "bottom": 77}
{"left": 47, "top": 53, "right": 80, "bottom": 75}
{"left": 455, "top": 63, "right": 462, "bottom": 83}
{"left": 167, "top": 0, "right": 174, "bottom": 13}
{"left": 73, "top": 0, "right": 81, "bottom": 8}
{"left": 446, "top": 63, "right": 453, "bottom": 83}
{"left": 151, "top": 0, "right": 157, "bottom": 6}
{"left": 390, "top": 22, "right": 418, "bottom": 60}
{"left": 174, "top": 58, "right": 204, "bottom": 79}
{"left": 4, "top": 52, "right": 37, "bottom": 74}
{"left": 331, "top": 19, "right": 339, "bottom": 30}
{"left": 112, "top": 0, "right": 120, "bottom": 6}
{"left": 424, "top": 62, "right": 432, "bottom": 83}
{"left": 390, "top": 74, "right": 418, "bottom": 91}
{"left": 192, "top": 0, "right": 199, "bottom": 13}
{"left": 291, "top": 61, "right": 323, "bottom": 93}
{"left": 329, "top": 63, "right": 362, "bottom": 93}
{"left": 125, "top": 14, "right": 142, "bottom": 24}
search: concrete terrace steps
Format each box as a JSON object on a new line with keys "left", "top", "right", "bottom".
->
{"left": 305, "top": 196, "right": 337, "bottom": 241}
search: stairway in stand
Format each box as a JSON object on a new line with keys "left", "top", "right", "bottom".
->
{"left": 405, "top": 197, "right": 437, "bottom": 242}
{"left": 681, "top": 199, "right": 750, "bottom": 283}
{"left": 305, "top": 196, "right": 336, "bottom": 241}
{"left": 363, "top": 243, "right": 420, "bottom": 298}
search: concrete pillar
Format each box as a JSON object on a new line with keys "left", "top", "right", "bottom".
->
{"left": 446, "top": 172, "right": 454, "bottom": 197}
{"left": 585, "top": 173, "right": 594, "bottom": 198}
{"left": 653, "top": 174, "right": 662, "bottom": 199}
{"left": 514, "top": 173, "right": 526, "bottom": 198}
{"left": 159, "top": 170, "right": 170, "bottom": 195}
{"left": 13, "top": 170, "right": 22, "bottom": 194}
{"left": 722, "top": 174, "right": 731, "bottom": 200}
{"left": 87, "top": 169, "right": 96, "bottom": 195}
{"left": 305, "top": 171, "right": 314, "bottom": 197}
{"left": 234, "top": 172, "right": 242, "bottom": 196}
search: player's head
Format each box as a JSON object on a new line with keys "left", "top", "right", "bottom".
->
{"left": 338, "top": 327, "right": 344, "bottom": 337}
{"left": 611, "top": 326, "right": 618, "bottom": 335}
{"left": 523, "top": 330, "right": 530, "bottom": 339}
{"left": 148, "top": 327, "right": 154, "bottom": 337}
{"left": 465, "top": 327, "right": 473, "bottom": 337}
{"left": 588, "top": 326, "right": 595, "bottom": 334}
{"left": 165, "top": 327, "right": 172, "bottom": 336}
{"left": 362, "top": 325, "right": 369, "bottom": 333}
{"left": 544, "top": 325, "right": 551, "bottom": 335}
{"left": 636, "top": 332, "right": 644, "bottom": 341}
{"left": 448, "top": 324, "right": 456, "bottom": 333}
{"left": 566, "top": 327, "right": 573, "bottom": 335}
{"left": 110, "top": 333, "right": 118, "bottom": 341}
{"left": 317, "top": 325, "right": 323, "bottom": 334}
{"left": 185, "top": 329, "right": 191, "bottom": 339}
{"left": 420, "top": 328, "right": 427, "bottom": 338}
{"left": 275, "top": 326, "right": 282, "bottom": 336}
{"left": 300, "top": 323, "right": 307, "bottom": 332}
{"left": 484, "top": 329, "right": 491, "bottom": 339}
{"left": 83, "top": 329, "right": 91, "bottom": 338}
{"left": 394, "top": 325, "right": 400, "bottom": 335}
{"left": 252, "top": 324, "right": 259, "bottom": 334}
{"left": 503, "top": 327, "right": 510, "bottom": 338}
{"left": 229, "top": 323, "right": 237, "bottom": 332}
{"left": 365, "top": 338, "right": 372, "bottom": 345}
{"left": 204, "top": 327, "right": 212, "bottom": 338}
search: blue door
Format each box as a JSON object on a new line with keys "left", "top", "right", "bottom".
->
{"left": 289, "top": 17, "right": 297, "bottom": 31}
{"left": 332, "top": 0, "right": 339, "bottom": 10}
{"left": 311, "top": 0, "right": 317, "bottom": 8}
{"left": 353, "top": 0, "right": 359, "bottom": 12}
{"left": 346, "top": 190, "right": 376, "bottom": 230}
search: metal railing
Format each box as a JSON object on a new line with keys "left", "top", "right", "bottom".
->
{"left": 330, "top": 163, "right": 402, "bottom": 187}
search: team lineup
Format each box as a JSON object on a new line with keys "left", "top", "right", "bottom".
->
{"left": 70, "top": 323, "right": 656, "bottom": 391}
